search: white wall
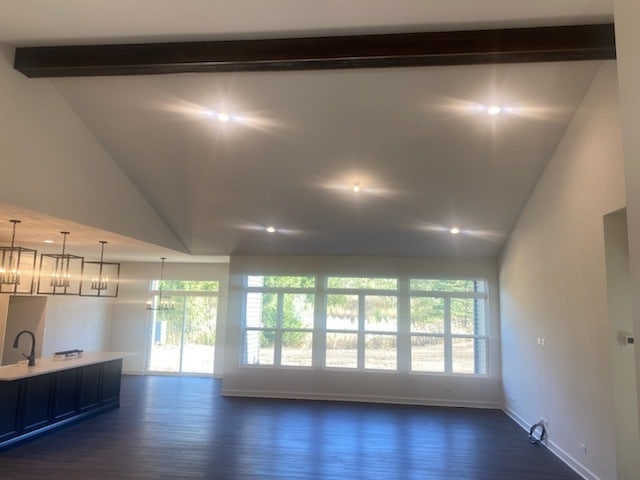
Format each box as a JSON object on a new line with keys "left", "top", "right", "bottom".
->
{"left": 41, "top": 296, "right": 113, "bottom": 356}
{"left": 0, "top": 294, "right": 112, "bottom": 361}
{"left": 110, "top": 261, "right": 229, "bottom": 375}
{"left": 222, "top": 255, "right": 501, "bottom": 407}
{"left": 0, "top": 45, "right": 184, "bottom": 252}
{"left": 1, "top": 296, "right": 46, "bottom": 365}
{"left": 613, "top": 0, "right": 640, "bottom": 443}
{"left": 499, "top": 62, "right": 624, "bottom": 480}
{"left": 0, "top": 295, "right": 9, "bottom": 360}
{"left": 603, "top": 209, "right": 640, "bottom": 480}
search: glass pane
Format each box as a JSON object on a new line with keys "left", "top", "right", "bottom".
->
{"left": 244, "top": 330, "right": 275, "bottom": 365}
{"left": 327, "top": 277, "right": 397, "bottom": 290}
{"left": 247, "top": 275, "right": 315, "bottom": 288}
{"left": 410, "top": 278, "right": 485, "bottom": 293}
{"left": 158, "top": 280, "right": 219, "bottom": 292}
{"left": 325, "top": 333, "right": 357, "bottom": 368}
{"left": 282, "top": 293, "right": 314, "bottom": 329}
{"left": 326, "top": 294, "right": 358, "bottom": 330}
{"left": 364, "top": 296, "right": 397, "bottom": 332}
{"left": 451, "top": 298, "right": 475, "bottom": 335}
{"left": 364, "top": 334, "right": 396, "bottom": 370}
{"left": 411, "top": 336, "right": 445, "bottom": 372}
{"left": 181, "top": 296, "right": 218, "bottom": 374}
{"left": 281, "top": 332, "right": 313, "bottom": 367}
{"left": 410, "top": 297, "right": 445, "bottom": 333}
{"left": 452, "top": 338, "right": 486, "bottom": 374}
{"left": 148, "top": 296, "right": 184, "bottom": 372}
{"left": 246, "top": 292, "right": 276, "bottom": 328}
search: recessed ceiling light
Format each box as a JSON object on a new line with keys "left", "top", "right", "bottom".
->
{"left": 266, "top": 226, "right": 276, "bottom": 233}
{"left": 352, "top": 182, "right": 361, "bottom": 193}
{"left": 487, "top": 105, "right": 502, "bottom": 116}
{"left": 217, "top": 112, "right": 230, "bottom": 122}
{"left": 450, "top": 227, "right": 460, "bottom": 235}
{"left": 43, "top": 240, "right": 54, "bottom": 244}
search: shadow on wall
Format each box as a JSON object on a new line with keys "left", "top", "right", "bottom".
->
{"left": 1, "top": 296, "right": 46, "bottom": 365}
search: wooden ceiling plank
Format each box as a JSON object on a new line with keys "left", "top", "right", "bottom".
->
{"left": 14, "top": 23, "right": 615, "bottom": 78}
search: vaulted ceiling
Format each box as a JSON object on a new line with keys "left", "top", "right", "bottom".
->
{"left": 0, "top": 1, "right": 615, "bottom": 261}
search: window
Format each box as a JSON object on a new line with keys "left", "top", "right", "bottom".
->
{"left": 148, "top": 280, "right": 219, "bottom": 375}
{"left": 326, "top": 277, "right": 397, "bottom": 370}
{"left": 244, "top": 276, "right": 315, "bottom": 367}
{"left": 410, "top": 279, "right": 487, "bottom": 374}
{"left": 240, "top": 274, "right": 489, "bottom": 376}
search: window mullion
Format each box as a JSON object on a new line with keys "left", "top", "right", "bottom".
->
{"left": 313, "top": 275, "right": 325, "bottom": 368}
{"left": 444, "top": 297, "right": 452, "bottom": 373}
{"left": 178, "top": 295, "right": 187, "bottom": 373}
{"left": 274, "top": 292, "right": 283, "bottom": 366}
{"left": 358, "top": 294, "right": 365, "bottom": 369}
{"left": 397, "top": 277, "right": 410, "bottom": 373}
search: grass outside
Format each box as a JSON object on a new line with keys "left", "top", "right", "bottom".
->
{"left": 148, "top": 341, "right": 481, "bottom": 374}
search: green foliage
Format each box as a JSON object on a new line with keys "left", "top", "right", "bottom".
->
{"left": 159, "top": 280, "right": 219, "bottom": 292}
{"left": 327, "top": 277, "right": 397, "bottom": 290}
{"left": 410, "top": 279, "right": 484, "bottom": 293}
{"left": 410, "top": 297, "right": 445, "bottom": 333}
{"left": 155, "top": 295, "right": 218, "bottom": 346}
{"left": 256, "top": 291, "right": 314, "bottom": 347}
{"left": 248, "top": 275, "right": 315, "bottom": 289}
{"left": 245, "top": 275, "right": 484, "bottom": 351}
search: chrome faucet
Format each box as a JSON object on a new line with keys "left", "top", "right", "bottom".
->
{"left": 13, "top": 330, "right": 36, "bottom": 367}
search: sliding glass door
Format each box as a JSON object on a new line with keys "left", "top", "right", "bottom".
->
{"left": 147, "top": 281, "right": 218, "bottom": 375}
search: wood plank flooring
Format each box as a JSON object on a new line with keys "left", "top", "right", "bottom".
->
{"left": 0, "top": 375, "right": 581, "bottom": 479}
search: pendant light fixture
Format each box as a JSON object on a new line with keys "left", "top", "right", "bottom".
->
{"left": 0, "top": 220, "right": 37, "bottom": 295}
{"left": 37, "top": 231, "right": 84, "bottom": 295}
{"left": 80, "top": 241, "right": 120, "bottom": 297}
{"left": 146, "top": 257, "right": 174, "bottom": 311}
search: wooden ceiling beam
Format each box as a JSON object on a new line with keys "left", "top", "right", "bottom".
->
{"left": 14, "top": 23, "right": 615, "bottom": 78}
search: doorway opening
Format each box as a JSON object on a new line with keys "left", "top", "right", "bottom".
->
{"left": 603, "top": 208, "right": 640, "bottom": 479}
{"left": 147, "top": 280, "right": 219, "bottom": 375}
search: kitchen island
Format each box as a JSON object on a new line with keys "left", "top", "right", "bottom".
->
{"left": 0, "top": 352, "right": 124, "bottom": 451}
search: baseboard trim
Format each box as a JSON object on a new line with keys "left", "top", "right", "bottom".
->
{"left": 222, "top": 388, "right": 501, "bottom": 409}
{"left": 502, "top": 406, "right": 601, "bottom": 480}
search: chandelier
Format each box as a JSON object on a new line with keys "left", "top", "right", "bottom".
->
{"left": 80, "top": 241, "right": 120, "bottom": 297}
{"left": 146, "top": 257, "right": 174, "bottom": 311}
{"left": 38, "top": 231, "right": 84, "bottom": 295}
{"left": 0, "top": 220, "right": 37, "bottom": 295}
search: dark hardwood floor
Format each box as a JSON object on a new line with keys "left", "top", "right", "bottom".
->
{"left": 0, "top": 375, "right": 580, "bottom": 479}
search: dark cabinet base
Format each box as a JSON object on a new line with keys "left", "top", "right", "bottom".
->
{"left": 0, "top": 359, "right": 122, "bottom": 451}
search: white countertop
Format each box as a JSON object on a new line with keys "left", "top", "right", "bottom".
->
{"left": 0, "top": 352, "right": 127, "bottom": 381}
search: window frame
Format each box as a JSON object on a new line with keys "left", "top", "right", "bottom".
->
{"left": 325, "top": 277, "right": 399, "bottom": 371}
{"left": 242, "top": 275, "right": 316, "bottom": 368}
{"left": 409, "top": 279, "right": 488, "bottom": 376}
{"left": 239, "top": 273, "right": 490, "bottom": 377}
{"left": 147, "top": 279, "right": 220, "bottom": 375}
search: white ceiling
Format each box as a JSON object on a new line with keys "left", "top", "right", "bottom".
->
{"left": 0, "top": 1, "right": 614, "bottom": 261}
